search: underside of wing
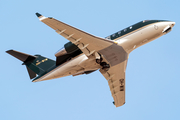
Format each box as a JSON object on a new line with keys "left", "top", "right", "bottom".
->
{"left": 100, "top": 59, "right": 128, "bottom": 107}
{"left": 36, "top": 13, "right": 114, "bottom": 58}
{"left": 98, "top": 44, "right": 128, "bottom": 107}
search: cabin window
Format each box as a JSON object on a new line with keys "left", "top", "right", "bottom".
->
{"left": 118, "top": 31, "right": 121, "bottom": 35}
{"left": 124, "top": 29, "right": 127, "bottom": 32}
{"left": 130, "top": 26, "right": 132, "bottom": 29}
{"left": 112, "top": 34, "right": 115, "bottom": 37}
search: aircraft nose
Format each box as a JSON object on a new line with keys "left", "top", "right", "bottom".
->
{"left": 170, "top": 21, "right": 175, "bottom": 27}
{"left": 162, "top": 21, "right": 175, "bottom": 34}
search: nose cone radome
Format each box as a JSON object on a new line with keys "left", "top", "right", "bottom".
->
{"left": 161, "top": 21, "right": 175, "bottom": 27}
{"left": 170, "top": 21, "right": 175, "bottom": 27}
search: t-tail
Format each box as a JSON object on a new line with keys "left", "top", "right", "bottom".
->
{"left": 6, "top": 50, "right": 56, "bottom": 80}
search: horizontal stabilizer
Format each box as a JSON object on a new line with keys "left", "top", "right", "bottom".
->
{"left": 6, "top": 50, "right": 36, "bottom": 63}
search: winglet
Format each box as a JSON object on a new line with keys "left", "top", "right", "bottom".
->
{"left": 36, "top": 12, "right": 42, "bottom": 17}
{"left": 35, "top": 12, "right": 47, "bottom": 21}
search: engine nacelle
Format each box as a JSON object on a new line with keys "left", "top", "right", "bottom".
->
{"left": 55, "top": 42, "right": 82, "bottom": 66}
{"left": 55, "top": 42, "right": 80, "bottom": 57}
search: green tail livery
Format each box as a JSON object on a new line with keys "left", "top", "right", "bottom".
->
{"left": 6, "top": 50, "right": 56, "bottom": 80}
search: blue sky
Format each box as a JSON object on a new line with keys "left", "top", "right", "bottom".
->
{"left": 1, "top": 0, "right": 180, "bottom": 120}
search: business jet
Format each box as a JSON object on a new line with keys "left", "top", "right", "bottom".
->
{"left": 6, "top": 13, "right": 175, "bottom": 107}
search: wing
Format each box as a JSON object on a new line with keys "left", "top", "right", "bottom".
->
{"left": 99, "top": 44, "right": 128, "bottom": 107}
{"left": 36, "top": 13, "right": 115, "bottom": 57}
{"left": 100, "top": 60, "right": 128, "bottom": 107}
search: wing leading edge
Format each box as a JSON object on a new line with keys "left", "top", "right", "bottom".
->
{"left": 36, "top": 13, "right": 128, "bottom": 107}
{"left": 35, "top": 13, "right": 114, "bottom": 57}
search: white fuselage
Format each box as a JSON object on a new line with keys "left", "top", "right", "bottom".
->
{"left": 116, "top": 21, "right": 175, "bottom": 53}
{"left": 33, "top": 21, "right": 175, "bottom": 82}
